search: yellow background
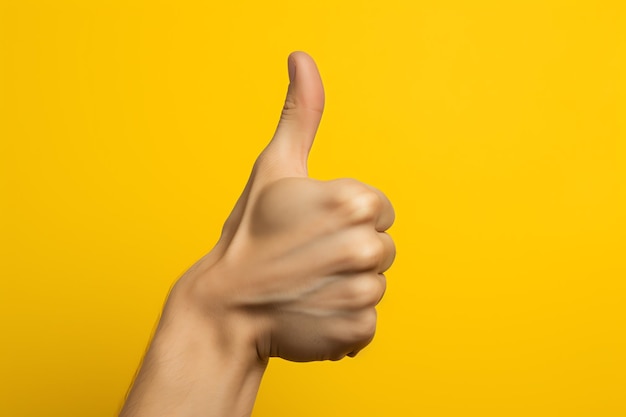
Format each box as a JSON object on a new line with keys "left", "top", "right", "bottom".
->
{"left": 1, "top": 1, "right": 625, "bottom": 416}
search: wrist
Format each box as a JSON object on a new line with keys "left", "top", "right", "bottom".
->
{"left": 169, "top": 254, "right": 274, "bottom": 360}
{"left": 120, "top": 271, "right": 268, "bottom": 417}
{"left": 163, "top": 272, "right": 269, "bottom": 367}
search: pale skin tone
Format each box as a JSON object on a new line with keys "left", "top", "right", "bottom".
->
{"left": 119, "top": 51, "right": 396, "bottom": 417}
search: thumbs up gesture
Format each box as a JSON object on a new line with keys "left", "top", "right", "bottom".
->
{"left": 173, "top": 52, "right": 396, "bottom": 362}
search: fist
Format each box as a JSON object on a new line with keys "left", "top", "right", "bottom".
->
{"left": 177, "top": 52, "right": 395, "bottom": 362}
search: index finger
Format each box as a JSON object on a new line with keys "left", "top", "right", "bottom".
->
{"left": 365, "top": 184, "right": 395, "bottom": 232}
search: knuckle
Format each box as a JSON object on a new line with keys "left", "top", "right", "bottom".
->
{"left": 350, "top": 275, "right": 386, "bottom": 308}
{"left": 380, "top": 233, "right": 397, "bottom": 272}
{"left": 349, "top": 234, "right": 384, "bottom": 270}
{"left": 351, "top": 309, "right": 377, "bottom": 342}
{"left": 333, "top": 180, "right": 381, "bottom": 223}
{"left": 351, "top": 192, "right": 381, "bottom": 223}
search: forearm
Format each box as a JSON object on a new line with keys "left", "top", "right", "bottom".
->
{"left": 119, "top": 288, "right": 268, "bottom": 417}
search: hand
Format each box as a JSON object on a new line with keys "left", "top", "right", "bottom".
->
{"left": 173, "top": 51, "right": 396, "bottom": 363}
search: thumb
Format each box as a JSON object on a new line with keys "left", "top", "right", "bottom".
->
{"left": 263, "top": 51, "right": 325, "bottom": 177}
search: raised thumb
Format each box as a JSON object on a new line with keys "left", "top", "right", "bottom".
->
{"left": 264, "top": 51, "right": 325, "bottom": 177}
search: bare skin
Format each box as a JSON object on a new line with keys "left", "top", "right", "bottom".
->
{"left": 119, "top": 51, "right": 396, "bottom": 417}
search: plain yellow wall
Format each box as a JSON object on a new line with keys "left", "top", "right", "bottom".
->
{"left": 1, "top": 1, "right": 625, "bottom": 416}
